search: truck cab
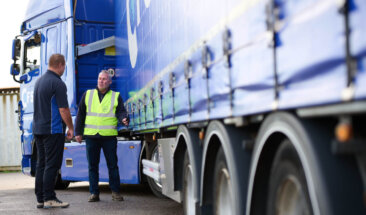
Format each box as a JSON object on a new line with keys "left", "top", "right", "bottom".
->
{"left": 11, "top": 0, "right": 77, "bottom": 176}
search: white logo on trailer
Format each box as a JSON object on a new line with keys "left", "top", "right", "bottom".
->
{"left": 126, "top": 0, "right": 151, "bottom": 68}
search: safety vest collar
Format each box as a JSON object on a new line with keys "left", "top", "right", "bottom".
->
{"left": 86, "top": 89, "right": 117, "bottom": 116}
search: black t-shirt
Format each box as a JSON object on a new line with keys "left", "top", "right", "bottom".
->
{"left": 33, "top": 70, "right": 69, "bottom": 134}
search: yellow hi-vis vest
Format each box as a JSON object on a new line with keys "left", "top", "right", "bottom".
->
{"left": 84, "top": 89, "right": 119, "bottom": 136}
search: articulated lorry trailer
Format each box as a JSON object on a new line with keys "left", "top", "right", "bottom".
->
{"left": 10, "top": 0, "right": 366, "bottom": 214}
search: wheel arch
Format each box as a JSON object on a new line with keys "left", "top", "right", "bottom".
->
{"left": 200, "top": 120, "right": 250, "bottom": 215}
{"left": 173, "top": 125, "right": 202, "bottom": 200}
{"left": 246, "top": 112, "right": 342, "bottom": 215}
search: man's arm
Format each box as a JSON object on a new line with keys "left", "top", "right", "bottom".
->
{"left": 59, "top": 107, "right": 74, "bottom": 140}
{"left": 116, "top": 94, "right": 129, "bottom": 126}
{"left": 75, "top": 92, "right": 87, "bottom": 143}
{"left": 55, "top": 81, "right": 73, "bottom": 140}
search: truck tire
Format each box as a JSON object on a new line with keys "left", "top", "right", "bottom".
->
{"left": 266, "top": 139, "right": 312, "bottom": 215}
{"left": 213, "top": 147, "right": 233, "bottom": 215}
{"left": 251, "top": 112, "right": 365, "bottom": 215}
{"left": 146, "top": 143, "right": 165, "bottom": 198}
{"left": 54, "top": 171, "right": 70, "bottom": 190}
{"left": 182, "top": 150, "right": 195, "bottom": 215}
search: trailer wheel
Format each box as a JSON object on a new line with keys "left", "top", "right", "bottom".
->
{"left": 266, "top": 140, "right": 312, "bottom": 215}
{"left": 213, "top": 147, "right": 233, "bottom": 215}
{"left": 182, "top": 150, "right": 195, "bottom": 215}
{"left": 147, "top": 143, "right": 165, "bottom": 198}
{"left": 54, "top": 171, "right": 70, "bottom": 190}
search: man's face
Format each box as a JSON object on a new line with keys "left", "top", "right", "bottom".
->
{"left": 98, "top": 73, "right": 112, "bottom": 91}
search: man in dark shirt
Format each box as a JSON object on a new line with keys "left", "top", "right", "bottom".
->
{"left": 75, "top": 70, "right": 128, "bottom": 202}
{"left": 33, "top": 54, "right": 74, "bottom": 209}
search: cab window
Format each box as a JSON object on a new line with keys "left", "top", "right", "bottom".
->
{"left": 23, "top": 33, "right": 41, "bottom": 74}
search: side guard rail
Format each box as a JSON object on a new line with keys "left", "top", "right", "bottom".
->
{"left": 142, "top": 159, "right": 160, "bottom": 182}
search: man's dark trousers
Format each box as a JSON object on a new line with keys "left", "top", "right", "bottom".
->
{"left": 35, "top": 134, "right": 65, "bottom": 202}
{"left": 85, "top": 137, "right": 120, "bottom": 195}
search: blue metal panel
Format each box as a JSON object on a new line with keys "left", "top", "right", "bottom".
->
{"left": 116, "top": 0, "right": 250, "bottom": 130}
{"left": 21, "top": 113, "right": 33, "bottom": 175}
{"left": 61, "top": 141, "right": 141, "bottom": 184}
{"left": 138, "top": 95, "right": 147, "bottom": 129}
{"left": 276, "top": 0, "right": 347, "bottom": 109}
{"left": 64, "top": 17, "right": 77, "bottom": 115}
{"left": 205, "top": 31, "right": 232, "bottom": 119}
{"left": 350, "top": 0, "right": 366, "bottom": 100}
{"left": 145, "top": 90, "right": 155, "bottom": 129}
{"left": 21, "top": 112, "right": 33, "bottom": 156}
{"left": 41, "top": 21, "right": 76, "bottom": 114}
{"left": 115, "top": 0, "right": 365, "bottom": 132}
{"left": 61, "top": 142, "right": 89, "bottom": 181}
{"left": 21, "top": 155, "right": 32, "bottom": 176}
{"left": 190, "top": 58, "right": 209, "bottom": 122}
{"left": 23, "top": 0, "right": 65, "bottom": 31}
{"left": 152, "top": 82, "right": 163, "bottom": 127}
{"left": 173, "top": 62, "right": 190, "bottom": 124}
{"left": 161, "top": 74, "right": 174, "bottom": 127}
{"left": 74, "top": 22, "right": 115, "bottom": 104}
{"left": 75, "top": 0, "right": 115, "bottom": 23}
{"left": 20, "top": 81, "right": 36, "bottom": 115}
{"left": 231, "top": 44, "right": 275, "bottom": 116}
{"left": 130, "top": 102, "right": 138, "bottom": 130}
{"left": 117, "top": 141, "right": 141, "bottom": 183}
{"left": 229, "top": 0, "right": 276, "bottom": 116}
{"left": 25, "top": 0, "right": 64, "bottom": 21}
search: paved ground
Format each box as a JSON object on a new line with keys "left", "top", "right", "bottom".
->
{"left": 0, "top": 172, "right": 183, "bottom": 215}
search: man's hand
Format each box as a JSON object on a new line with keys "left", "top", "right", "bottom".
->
{"left": 59, "top": 107, "right": 74, "bottom": 141}
{"left": 66, "top": 129, "right": 74, "bottom": 140}
{"left": 122, "top": 118, "right": 129, "bottom": 126}
{"left": 76, "top": 135, "right": 83, "bottom": 143}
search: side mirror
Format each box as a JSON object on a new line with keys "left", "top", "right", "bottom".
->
{"left": 10, "top": 63, "right": 20, "bottom": 75}
{"left": 12, "top": 39, "right": 21, "bottom": 61}
{"left": 11, "top": 63, "right": 23, "bottom": 83}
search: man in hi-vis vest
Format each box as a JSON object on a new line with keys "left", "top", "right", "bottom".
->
{"left": 75, "top": 70, "right": 129, "bottom": 202}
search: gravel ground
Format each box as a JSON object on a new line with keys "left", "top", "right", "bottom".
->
{"left": 0, "top": 172, "right": 183, "bottom": 215}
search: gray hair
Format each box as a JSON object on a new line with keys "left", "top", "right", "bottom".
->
{"left": 99, "top": 70, "right": 112, "bottom": 81}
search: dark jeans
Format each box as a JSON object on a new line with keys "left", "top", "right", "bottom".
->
{"left": 85, "top": 137, "right": 121, "bottom": 195}
{"left": 34, "top": 134, "right": 65, "bottom": 202}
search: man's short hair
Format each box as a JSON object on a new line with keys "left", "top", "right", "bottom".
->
{"left": 49, "top": 54, "right": 65, "bottom": 68}
{"left": 99, "top": 70, "right": 112, "bottom": 81}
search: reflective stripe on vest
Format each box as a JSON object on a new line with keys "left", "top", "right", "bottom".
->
{"left": 84, "top": 89, "right": 119, "bottom": 136}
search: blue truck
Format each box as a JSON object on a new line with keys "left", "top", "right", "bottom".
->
{"left": 10, "top": 0, "right": 366, "bottom": 214}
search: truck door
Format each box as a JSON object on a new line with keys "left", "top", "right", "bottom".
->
{"left": 13, "top": 21, "right": 70, "bottom": 175}
{"left": 16, "top": 31, "right": 42, "bottom": 175}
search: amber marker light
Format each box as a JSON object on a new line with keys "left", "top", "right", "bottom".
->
{"left": 129, "top": 145, "right": 135, "bottom": 149}
{"left": 335, "top": 122, "right": 353, "bottom": 142}
{"left": 199, "top": 130, "right": 205, "bottom": 141}
{"left": 64, "top": 147, "right": 68, "bottom": 150}
{"left": 153, "top": 133, "right": 156, "bottom": 141}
